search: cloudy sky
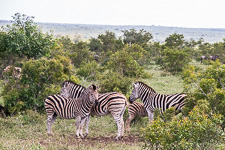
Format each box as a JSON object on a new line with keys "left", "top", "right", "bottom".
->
{"left": 0, "top": 0, "right": 225, "bottom": 28}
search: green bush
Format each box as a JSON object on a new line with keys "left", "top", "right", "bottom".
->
{"left": 141, "top": 100, "right": 225, "bottom": 149}
{"left": 98, "top": 71, "right": 132, "bottom": 95}
{"left": 77, "top": 60, "right": 102, "bottom": 81}
{"left": 1, "top": 56, "right": 78, "bottom": 115}
{"left": 182, "top": 61, "right": 225, "bottom": 127}
{"left": 106, "top": 49, "right": 144, "bottom": 78}
{"left": 160, "top": 48, "right": 191, "bottom": 73}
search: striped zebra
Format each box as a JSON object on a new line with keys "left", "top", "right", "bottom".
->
{"left": 125, "top": 102, "right": 147, "bottom": 133}
{"left": 44, "top": 84, "right": 98, "bottom": 139}
{"left": 61, "top": 81, "right": 127, "bottom": 140}
{"left": 129, "top": 81, "right": 186, "bottom": 122}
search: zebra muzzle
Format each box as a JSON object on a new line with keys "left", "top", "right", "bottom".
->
{"left": 128, "top": 97, "right": 133, "bottom": 104}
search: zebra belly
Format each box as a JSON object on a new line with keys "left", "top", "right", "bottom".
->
{"left": 90, "top": 111, "right": 110, "bottom": 116}
{"left": 56, "top": 111, "right": 76, "bottom": 119}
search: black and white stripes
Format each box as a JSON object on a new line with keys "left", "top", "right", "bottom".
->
{"left": 44, "top": 84, "right": 98, "bottom": 138}
{"left": 125, "top": 101, "right": 147, "bottom": 133}
{"left": 129, "top": 81, "right": 186, "bottom": 122}
{"left": 60, "top": 80, "right": 127, "bottom": 140}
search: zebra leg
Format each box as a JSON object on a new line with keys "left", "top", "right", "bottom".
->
{"left": 112, "top": 114, "right": 123, "bottom": 140}
{"left": 79, "top": 117, "right": 87, "bottom": 139}
{"left": 47, "top": 113, "right": 57, "bottom": 136}
{"left": 125, "top": 114, "right": 135, "bottom": 134}
{"left": 83, "top": 115, "right": 90, "bottom": 138}
{"left": 120, "top": 115, "right": 124, "bottom": 139}
{"left": 120, "top": 107, "right": 126, "bottom": 138}
{"left": 147, "top": 110, "right": 154, "bottom": 123}
{"left": 75, "top": 116, "right": 81, "bottom": 138}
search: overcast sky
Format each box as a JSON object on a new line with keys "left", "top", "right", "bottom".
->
{"left": 0, "top": 0, "right": 225, "bottom": 28}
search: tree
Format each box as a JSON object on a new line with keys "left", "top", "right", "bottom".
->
{"left": 106, "top": 49, "right": 144, "bottom": 78}
{"left": 165, "top": 33, "right": 185, "bottom": 49}
{"left": 122, "top": 29, "right": 153, "bottom": 47}
{"left": 77, "top": 60, "right": 102, "bottom": 81}
{"left": 98, "top": 70, "right": 132, "bottom": 95}
{"left": 88, "top": 37, "right": 103, "bottom": 54}
{"left": 70, "top": 41, "right": 94, "bottom": 67}
{"left": 2, "top": 13, "right": 55, "bottom": 62}
{"left": 160, "top": 48, "right": 191, "bottom": 73}
{"left": 97, "top": 31, "right": 124, "bottom": 54}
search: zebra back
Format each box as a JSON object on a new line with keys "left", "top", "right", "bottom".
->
{"left": 45, "top": 84, "right": 98, "bottom": 119}
{"left": 130, "top": 81, "right": 186, "bottom": 113}
{"left": 60, "top": 81, "right": 127, "bottom": 117}
{"left": 128, "top": 101, "right": 147, "bottom": 117}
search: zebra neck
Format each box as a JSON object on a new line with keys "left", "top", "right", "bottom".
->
{"left": 81, "top": 94, "right": 93, "bottom": 111}
{"left": 140, "top": 88, "right": 155, "bottom": 104}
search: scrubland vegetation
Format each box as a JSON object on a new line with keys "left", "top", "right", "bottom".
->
{"left": 0, "top": 13, "right": 225, "bottom": 149}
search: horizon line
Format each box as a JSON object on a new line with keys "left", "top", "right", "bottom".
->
{"left": 1, "top": 19, "right": 225, "bottom": 30}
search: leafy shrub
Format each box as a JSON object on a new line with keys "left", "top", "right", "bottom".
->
{"left": 141, "top": 100, "right": 225, "bottom": 149}
{"left": 182, "top": 61, "right": 225, "bottom": 127}
{"left": 1, "top": 56, "right": 78, "bottom": 115}
{"left": 106, "top": 49, "right": 144, "bottom": 78}
{"left": 2, "top": 13, "right": 55, "bottom": 60}
{"left": 160, "top": 48, "right": 191, "bottom": 73}
{"left": 98, "top": 71, "right": 132, "bottom": 95}
{"left": 77, "top": 60, "right": 102, "bottom": 81}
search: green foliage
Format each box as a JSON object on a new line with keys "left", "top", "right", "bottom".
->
{"left": 106, "top": 46, "right": 147, "bottom": 78}
{"left": 165, "top": 33, "right": 185, "bottom": 49}
{"left": 122, "top": 29, "right": 153, "bottom": 47}
{"left": 1, "top": 56, "right": 78, "bottom": 115}
{"left": 77, "top": 60, "right": 102, "bottom": 81}
{"left": 71, "top": 41, "right": 94, "bottom": 67}
{"left": 142, "top": 100, "right": 225, "bottom": 149}
{"left": 98, "top": 71, "right": 132, "bottom": 95}
{"left": 183, "top": 61, "right": 225, "bottom": 127}
{"left": 160, "top": 48, "right": 191, "bottom": 73}
{"left": 2, "top": 13, "right": 55, "bottom": 59}
{"left": 97, "top": 31, "right": 124, "bottom": 54}
{"left": 88, "top": 37, "right": 103, "bottom": 54}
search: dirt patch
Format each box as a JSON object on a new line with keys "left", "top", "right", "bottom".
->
{"left": 85, "top": 135, "right": 142, "bottom": 146}
{"left": 39, "top": 134, "right": 143, "bottom": 147}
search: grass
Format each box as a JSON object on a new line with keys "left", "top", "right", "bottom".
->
{"left": 142, "top": 64, "right": 184, "bottom": 94}
{"left": 0, "top": 111, "right": 144, "bottom": 150}
{"left": 0, "top": 63, "right": 200, "bottom": 149}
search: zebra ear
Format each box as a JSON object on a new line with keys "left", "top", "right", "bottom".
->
{"left": 133, "top": 83, "right": 138, "bottom": 89}
{"left": 62, "top": 81, "right": 68, "bottom": 87}
{"left": 92, "top": 84, "right": 97, "bottom": 91}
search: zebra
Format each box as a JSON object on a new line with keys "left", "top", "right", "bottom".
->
{"left": 44, "top": 84, "right": 98, "bottom": 139}
{"left": 125, "top": 101, "right": 147, "bottom": 133}
{"left": 129, "top": 81, "right": 186, "bottom": 122}
{"left": 61, "top": 80, "right": 127, "bottom": 140}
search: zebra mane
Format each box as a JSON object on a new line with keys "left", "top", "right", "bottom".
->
{"left": 136, "top": 81, "right": 156, "bottom": 93}
{"left": 62, "top": 80, "right": 86, "bottom": 89}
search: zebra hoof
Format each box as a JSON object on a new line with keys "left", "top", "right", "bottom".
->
{"left": 47, "top": 133, "right": 53, "bottom": 136}
{"left": 115, "top": 136, "right": 123, "bottom": 141}
{"left": 119, "top": 136, "right": 123, "bottom": 140}
{"left": 76, "top": 135, "right": 81, "bottom": 139}
{"left": 83, "top": 133, "right": 88, "bottom": 139}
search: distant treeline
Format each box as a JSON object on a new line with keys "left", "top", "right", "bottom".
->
{"left": 1, "top": 20, "right": 225, "bottom": 43}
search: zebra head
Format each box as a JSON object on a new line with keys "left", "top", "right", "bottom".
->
{"left": 60, "top": 81, "right": 73, "bottom": 98}
{"left": 87, "top": 84, "right": 99, "bottom": 105}
{"left": 129, "top": 82, "right": 140, "bottom": 104}
{"left": 60, "top": 80, "right": 85, "bottom": 99}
